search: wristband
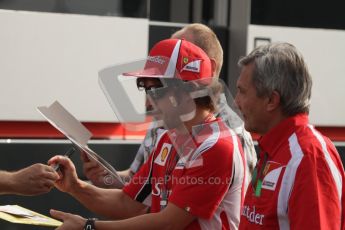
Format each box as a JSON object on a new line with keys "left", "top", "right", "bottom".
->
{"left": 84, "top": 218, "right": 97, "bottom": 230}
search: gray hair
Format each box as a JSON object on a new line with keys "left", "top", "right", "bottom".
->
{"left": 238, "top": 42, "right": 312, "bottom": 116}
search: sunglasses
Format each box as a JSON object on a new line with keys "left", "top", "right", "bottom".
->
{"left": 136, "top": 79, "right": 169, "bottom": 100}
{"left": 136, "top": 78, "right": 195, "bottom": 100}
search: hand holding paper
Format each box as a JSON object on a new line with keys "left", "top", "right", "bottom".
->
{"left": 48, "top": 155, "right": 80, "bottom": 194}
{"left": 37, "top": 101, "right": 124, "bottom": 188}
{"left": 50, "top": 209, "right": 86, "bottom": 230}
{"left": 80, "top": 151, "right": 110, "bottom": 187}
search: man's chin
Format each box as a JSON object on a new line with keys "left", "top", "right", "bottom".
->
{"left": 162, "top": 119, "right": 183, "bottom": 130}
{"left": 244, "top": 123, "right": 253, "bottom": 133}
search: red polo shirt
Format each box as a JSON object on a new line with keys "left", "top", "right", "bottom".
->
{"left": 239, "top": 114, "right": 345, "bottom": 229}
{"left": 124, "top": 119, "right": 247, "bottom": 229}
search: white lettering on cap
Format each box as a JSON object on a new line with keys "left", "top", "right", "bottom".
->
{"left": 147, "top": 56, "right": 166, "bottom": 65}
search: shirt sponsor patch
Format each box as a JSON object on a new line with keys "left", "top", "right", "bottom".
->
{"left": 154, "top": 143, "right": 172, "bottom": 166}
{"left": 262, "top": 166, "right": 283, "bottom": 191}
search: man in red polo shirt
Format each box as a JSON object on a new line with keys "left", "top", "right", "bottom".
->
{"left": 81, "top": 23, "right": 257, "bottom": 193}
{"left": 49, "top": 38, "right": 246, "bottom": 229}
{"left": 235, "top": 42, "right": 345, "bottom": 229}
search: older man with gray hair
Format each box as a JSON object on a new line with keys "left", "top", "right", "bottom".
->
{"left": 236, "top": 42, "right": 345, "bottom": 229}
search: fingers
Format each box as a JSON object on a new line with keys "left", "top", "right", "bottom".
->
{"left": 83, "top": 159, "right": 100, "bottom": 170}
{"left": 30, "top": 185, "right": 53, "bottom": 195}
{"left": 39, "top": 164, "right": 60, "bottom": 180}
{"left": 20, "top": 181, "right": 55, "bottom": 196}
{"left": 48, "top": 156, "right": 76, "bottom": 172}
{"left": 43, "top": 179, "right": 57, "bottom": 190}
{"left": 50, "top": 209, "right": 86, "bottom": 230}
{"left": 44, "top": 171, "right": 60, "bottom": 181}
{"left": 50, "top": 209, "right": 67, "bottom": 221}
{"left": 83, "top": 161, "right": 104, "bottom": 174}
{"left": 48, "top": 155, "right": 63, "bottom": 166}
{"left": 40, "top": 165, "right": 61, "bottom": 187}
{"left": 32, "top": 171, "right": 57, "bottom": 194}
{"left": 83, "top": 160, "right": 105, "bottom": 174}
{"left": 84, "top": 166, "right": 106, "bottom": 177}
{"left": 83, "top": 161, "right": 108, "bottom": 185}
{"left": 80, "top": 151, "right": 90, "bottom": 162}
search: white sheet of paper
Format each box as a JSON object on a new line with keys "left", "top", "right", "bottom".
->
{"left": 0, "top": 205, "right": 62, "bottom": 227}
{"left": 0, "top": 205, "right": 34, "bottom": 217}
{"left": 37, "top": 101, "right": 92, "bottom": 146}
{"left": 37, "top": 101, "right": 124, "bottom": 187}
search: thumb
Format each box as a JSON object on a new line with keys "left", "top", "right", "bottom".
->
{"left": 80, "top": 151, "right": 90, "bottom": 162}
{"left": 50, "top": 209, "right": 68, "bottom": 221}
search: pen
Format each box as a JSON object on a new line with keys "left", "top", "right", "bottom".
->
{"left": 53, "top": 147, "right": 76, "bottom": 171}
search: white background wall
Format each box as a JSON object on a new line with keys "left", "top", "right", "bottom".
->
{"left": 0, "top": 10, "right": 148, "bottom": 122}
{"left": 1, "top": 12, "right": 344, "bottom": 127}
{"left": 248, "top": 25, "right": 345, "bottom": 126}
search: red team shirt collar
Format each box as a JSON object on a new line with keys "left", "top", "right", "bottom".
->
{"left": 258, "top": 113, "right": 309, "bottom": 158}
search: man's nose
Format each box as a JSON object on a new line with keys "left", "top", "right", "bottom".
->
{"left": 234, "top": 94, "right": 241, "bottom": 110}
{"left": 145, "top": 96, "right": 154, "bottom": 112}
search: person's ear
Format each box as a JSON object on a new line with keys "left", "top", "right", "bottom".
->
{"left": 210, "top": 58, "right": 217, "bottom": 76}
{"left": 266, "top": 90, "right": 280, "bottom": 112}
